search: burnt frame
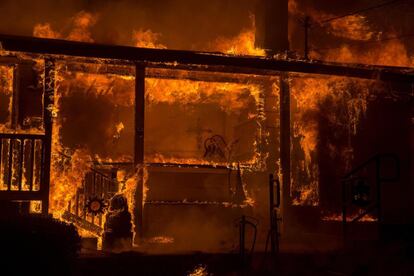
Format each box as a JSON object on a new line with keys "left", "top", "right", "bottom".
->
{"left": 0, "top": 34, "right": 412, "bottom": 238}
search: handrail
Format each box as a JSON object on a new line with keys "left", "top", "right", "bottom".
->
{"left": 342, "top": 153, "right": 400, "bottom": 180}
{"left": 237, "top": 215, "right": 258, "bottom": 265}
{"left": 56, "top": 151, "right": 117, "bottom": 184}
{"left": 342, "top": 153, "right": 400, "bottom": 244}
{"left": 0, "top": 133, "right": 45, "bottom": 140}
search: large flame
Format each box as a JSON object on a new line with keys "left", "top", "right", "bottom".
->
{"left": 291, "top": 76, "right": 373, "bottom": 206}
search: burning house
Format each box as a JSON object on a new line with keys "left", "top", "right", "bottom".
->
{"left": 0, "top": 0, "right": 412, "bottom": 259}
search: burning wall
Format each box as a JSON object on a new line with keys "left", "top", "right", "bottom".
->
{"left": 0, "top": 0, "right": 412, "bottom": 251}
{"left": 36, "top": 46, "right": 278, "bottom": 251}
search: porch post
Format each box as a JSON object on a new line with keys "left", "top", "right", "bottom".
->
{"left": 280, "top": 73, "right": 291, "bottom": 218}
{"left": 134, "top": 63, "right": 145, "bottom": 241}
{"left": 42, "top": 58, "right": 55, "bottom": 216}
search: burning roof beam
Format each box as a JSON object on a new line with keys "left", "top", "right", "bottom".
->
{"left": 0, "top": 34, "right": 414, "bottom": 83}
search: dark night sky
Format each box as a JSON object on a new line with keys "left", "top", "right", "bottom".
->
{"left": 0, "top": 0, "right": 412, "bottom": 55}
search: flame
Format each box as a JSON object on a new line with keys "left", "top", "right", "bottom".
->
{"left": 145, "top": 78, "right": 262, "bottom": 112}
{"left": 313, "top": 39, "right": 414, "bottom": 67}
{"left": 326, "top": 15, "right": 376, "bottom": 42}
{"left": 321, "top": 213, "right": 377, "bottom": 222}
{"left": 213, "top": 29, "right": 265, "bottom": 56}
{"left": 34, "top": 11, "right": 97, "bottom": 42}
{"left": 187, "top": 265, "right": 210, "bottom": 276}
{"left": 147, "top": 236, "right": 174, "bottom": 244}
{"left": 132, "top": 29, "right": 166, "bottom": 49}
{"left": 291, "top": 76, "right": 372, "bottom": 206}
{"left": 212, "top": 15, "right": 265, "bottom": 56}
{"left": 50, "top": 148, "right": 92, "bottom": 218}
{"left": 29, "top": 11, "right": 269, "bottom": 237}
{"left": 306, "top": 7, "right": 413, "bottom": 67}
{"left": 33, "top": 23, "right": 62, "bottom": 39}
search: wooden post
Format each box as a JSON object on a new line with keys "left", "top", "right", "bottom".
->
{"left": 42, "top": 58, "right": 55, "bottom": 215}
{"left": 11, "top": 64, "right": 20, "bottom": 129}
{"left": 134, "top": 64, "right": 145, "bottom": 242}
{"left": 280, "top": 73, "right": 291, "bottom": 223}
{"left": 303, "top": 16, "right": 311, "bottom": 60}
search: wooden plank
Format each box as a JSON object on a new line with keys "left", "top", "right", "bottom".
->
{"left": 279, "top": 74, "right": 291, "bottom": 208}
{"left": 41, "top": 58, "right": 55, "bottom": 215}
{"left": 17, "top": 139, "right": 24, "bottom": 191}
{"left": 134, "top": 64, "right": 145, "bottom": 242}
{"left": 62, "top": 62, "right": 272, "bottom": 84}
{"left": 0, "top": 139, "right": 2, "bottom": 189}
{"left": 62, "top": 210, "right": 103, "bottom": 236}
{"left": 7, "top": 139, "right": 13, "bottom": 191}
{"left": 28, "top": 139, "right": 35, "bottom": 191}
{"left": 0, "top": 34, "right": 413, "bottom": 83}
{"left": 135, "top": 65, "right": 145, "bottom": 165}
{"left": 11, "top": 64, "right": 19, "bottom": 129}
{"left": 0, "top": 133, "right": 45, "bottom": 140}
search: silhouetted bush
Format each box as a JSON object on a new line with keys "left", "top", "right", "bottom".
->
{"left": 0, "top": 215, "right": 81, "bottom": 275}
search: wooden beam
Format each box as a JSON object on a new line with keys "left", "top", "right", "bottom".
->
{"left": 134, "top": 64, "right": 145, "bottom": 242}
{"left": 42, "top": 58, "right": 55, "bottom": 215}
{"left": 60, "top": 62, "right": 272, "bottom": 84}
{"left": 0, "top": 191, "right": 44, "bottom": 200}
{"left": 279, "top": 73, "right": 291, "bottom": 210}
{"left": 134, "top": 64, "right": 145, "bottom": 165}
{"left": 0, "top": 34, "right": 413, "bottom": 83}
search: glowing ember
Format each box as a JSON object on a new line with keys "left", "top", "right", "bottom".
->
{"left": 187, "top": 264, "right": 210, "bottom": 276}
{"left": 147, "top": 236, "right": 175, "bottom": 244}
{"left": 322, "top": 213, "right": 377, "bottom": 222}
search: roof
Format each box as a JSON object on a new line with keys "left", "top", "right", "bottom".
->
{"left": 0, "top": 34, "right": 413, "bottom": 83}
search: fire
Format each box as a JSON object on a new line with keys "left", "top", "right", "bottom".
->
{"left": 145, "top": 78, "right": 262, "bottom": 113}
{"left": 313, "top": 39, "right": 414, "bottom": 67}
{"left": 326, "top": 15, "right": 376, "bottom": 42}
{"left": 34, "top": 11, "right": 97, "bottom": 42}
{"left": 187, "top": 265, "right": 210, "bottom": 276}
{"left": 29, "top": 9, "right": 270, "bottom": 240}
{"left": 147, "top": 236, "right": 174, "bottom": 244}
{"left": 322, "top": 213, "right": 377, "bottom": 222}
{"left": 0, "top": 66, "right": 13, "bottom": 133}
{"left": 132, "top": 29, "right": 166, "bottom": 49}
{"left": 213, "top": 29, "right": 265, "bottom": 56}
{"left": 291, "top": 76, "right": 372, "bottom": 206}
{"left": 304, "top": 6, "right": 413, "bottom": 67}
{"left": 50, "top": 148, "right": 92, "bottom": 218}
{"left": 212, "top": 15, "right": 265, "bottom": 56}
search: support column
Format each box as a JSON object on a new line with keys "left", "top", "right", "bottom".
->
{"left": 42, "top": 58, "right": 55, "bottom": 215}
{"left": 134, "top": 64, "right": 145, "bottom": 242}
{"left": 280, "top": 73, "right": 291, "bottom": 217}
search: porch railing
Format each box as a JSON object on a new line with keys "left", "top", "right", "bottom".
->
{"left": 0, "top": 133, "right": 46, "bottom": 201}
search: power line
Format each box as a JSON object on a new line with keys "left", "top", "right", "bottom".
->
{"left": 320, "top": 0, "right": 404, "bottom": 24}
{"left": 312, "top": 32, "right": 414, "bottom": 52}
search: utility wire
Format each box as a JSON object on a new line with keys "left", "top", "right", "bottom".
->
{"left": 320, "top": 0, "right": 404, "bottom": 24}
{"left": 312, "top": 32, "right": 414, "bottom": 52}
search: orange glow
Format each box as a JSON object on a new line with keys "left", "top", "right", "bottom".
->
{"left": 327, "top": 15, "right": 375, "bottom": 42}
{"left": 132, "top": 29, "right": 166, "bottom": 49}
{"left": 322, "top": 213, "right": 377, "bottom": 222}
{"left": 291, "top": 76, "right": 372, "bottom": 206}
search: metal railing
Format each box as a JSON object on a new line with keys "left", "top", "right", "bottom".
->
{"left": 265, "top": 173, "right": 281, "bottom": 255}
{"left": 64, "top": 165, "right": 119, "bottom": 234}
{"left": 342, "top": 153, "right": 400, "bottom": 241}
{"left": 237, "top": 215, "right": 258, "bottom": 265}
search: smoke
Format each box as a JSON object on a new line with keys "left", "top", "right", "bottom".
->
{"left": 0, "top": 0, "right": 257, "bottom": 50}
